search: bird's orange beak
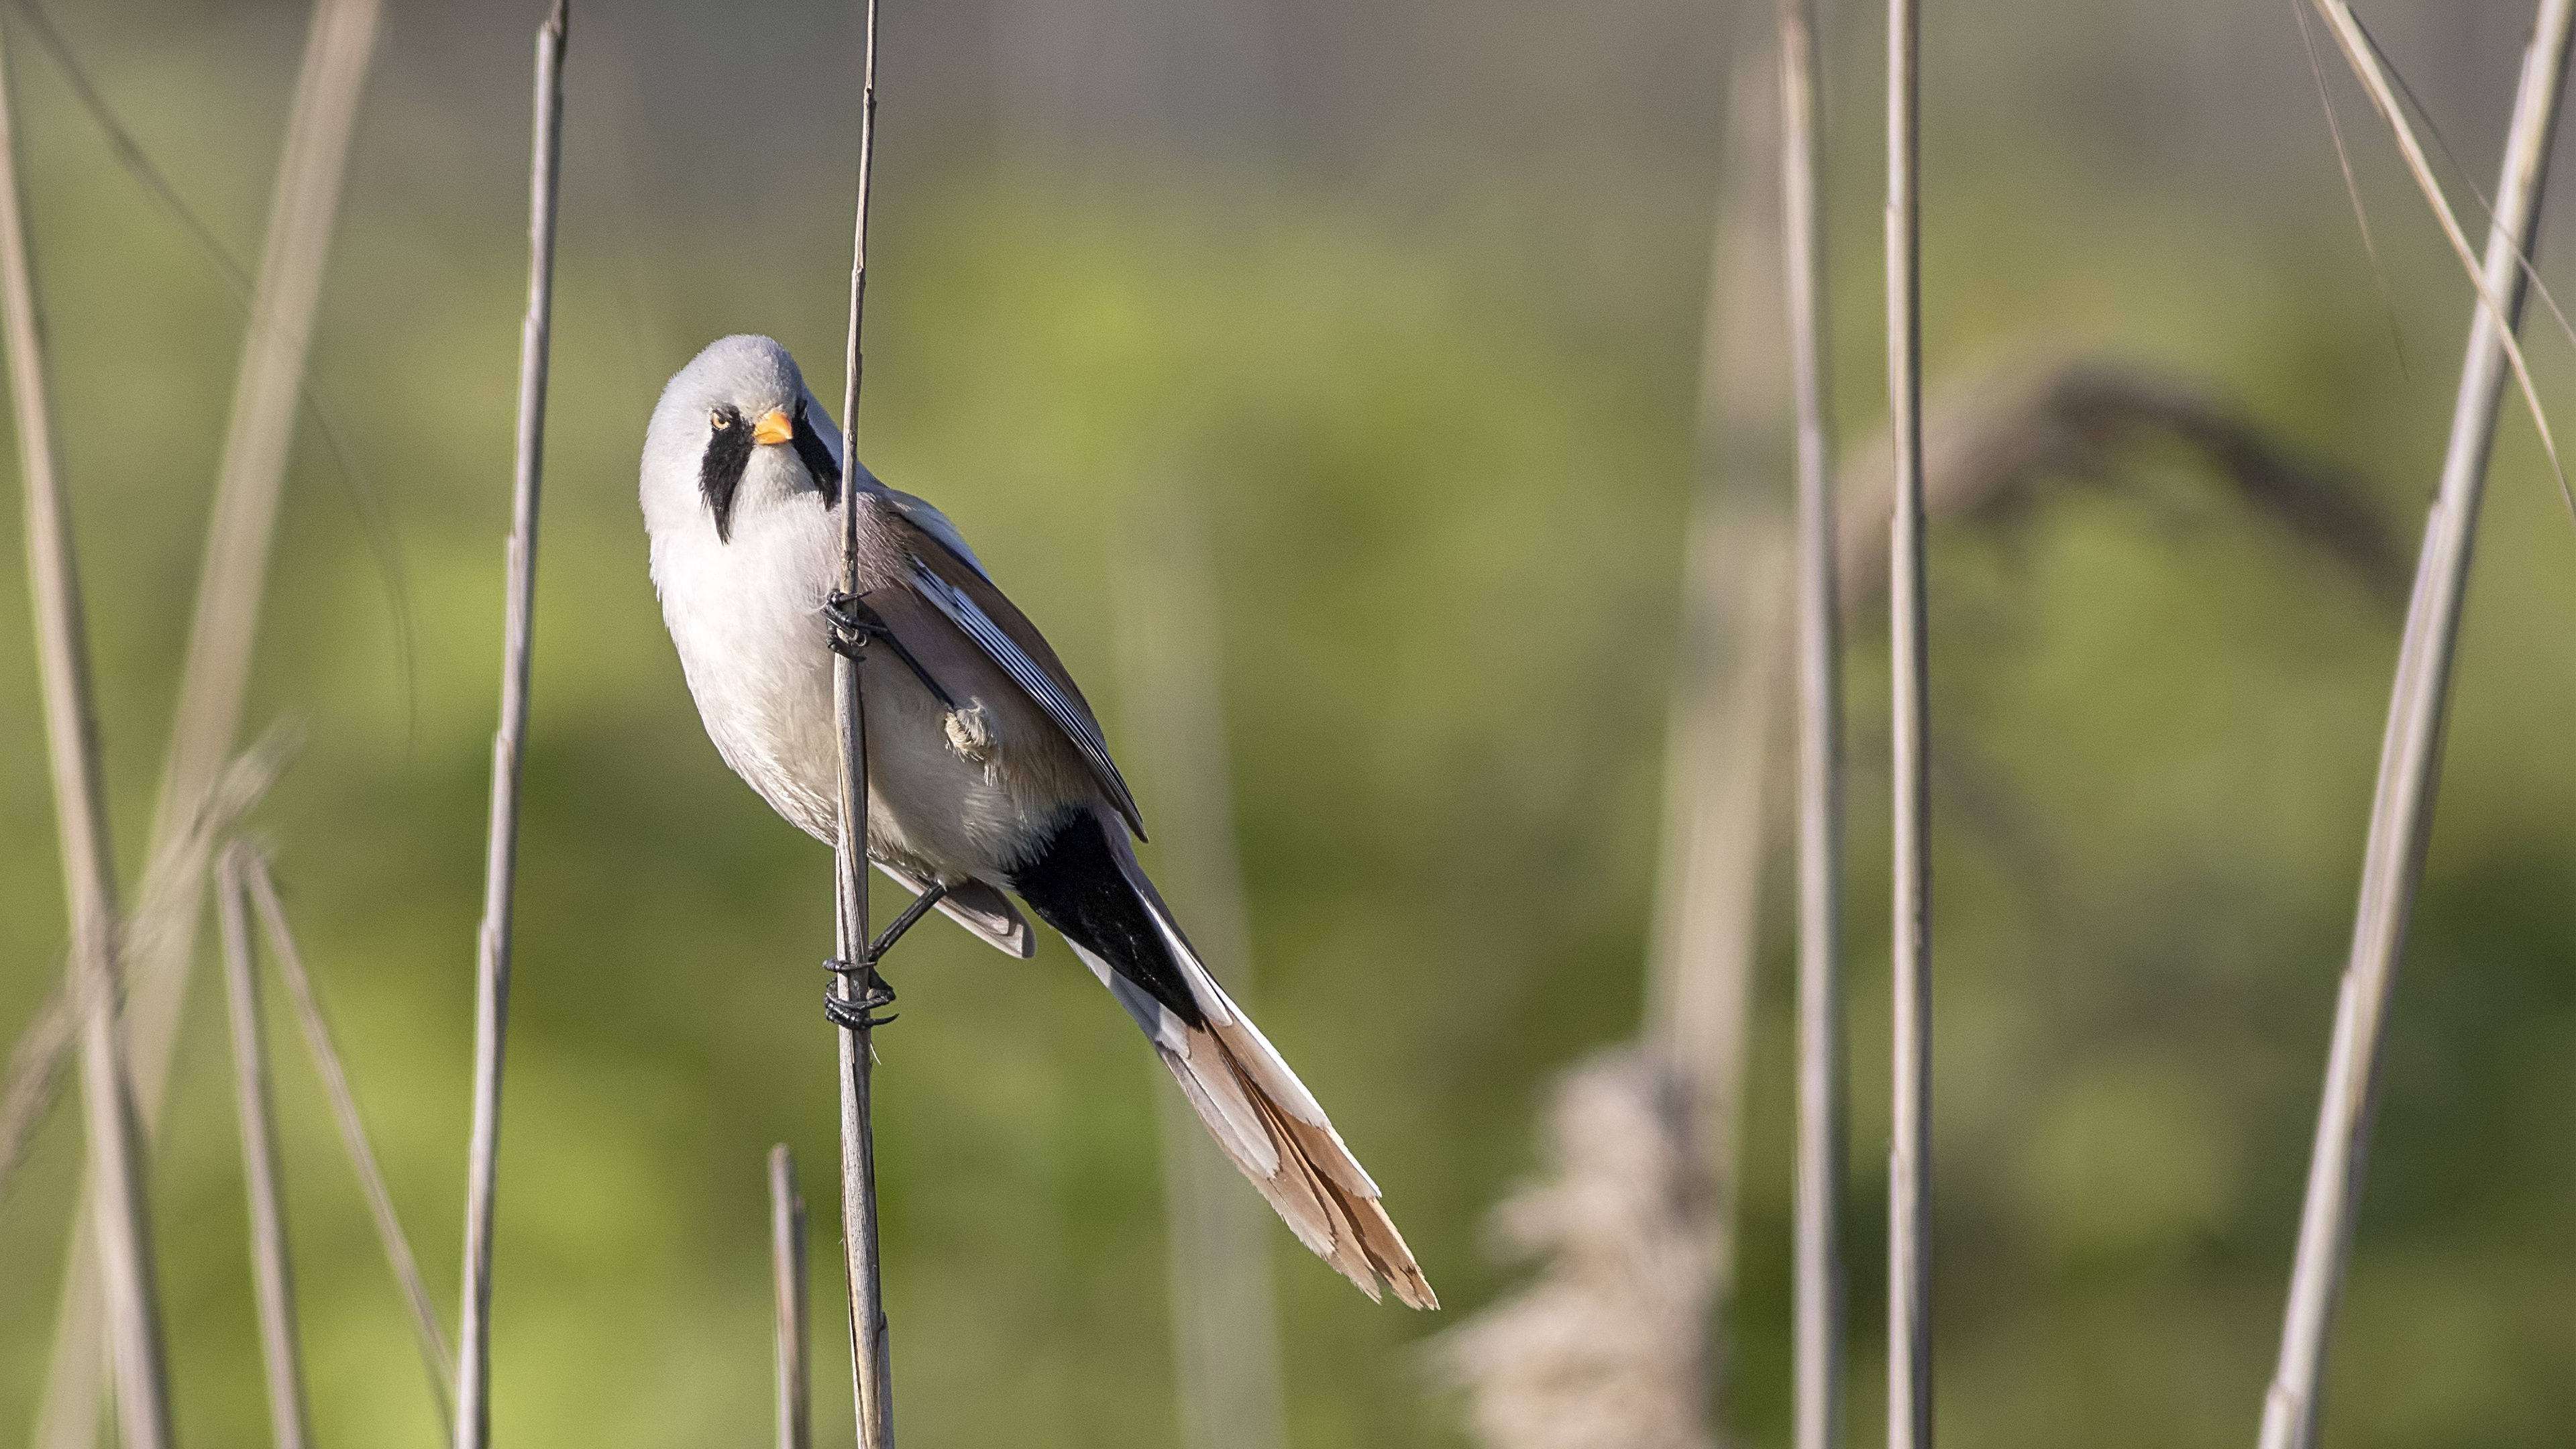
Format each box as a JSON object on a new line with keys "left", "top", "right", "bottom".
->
{"left": 751, "top": 408, "right": 794, "bottom": 447}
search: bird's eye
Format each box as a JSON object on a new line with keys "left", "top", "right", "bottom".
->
{"left": 709, "top": 409, "right": 733, "bottom": 431}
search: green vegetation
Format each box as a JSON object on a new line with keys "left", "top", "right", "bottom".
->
{"left": 3, "top": 44, "right": 2574, "bottom": 1449}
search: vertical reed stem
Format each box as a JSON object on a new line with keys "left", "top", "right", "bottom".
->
{"left": 217, "top": 845, "right": 313, "bottom": 1449}
{"left": 2256, "top": 5, "right": 2574, "bottom": 1447}
{"left": 1111, "top": 495, "right": 1289, "bottom": 1449}
{"left": 0, "top": 12, "right": 176, "bottom": 1446}
{"left": 831, "top": 2, "right": 892, "bottom": 1445}
{"left": 455, "top": 7, "right": 566, "bottom": 1445}
{"left": 28, "top": 51, "right": 380, "bottom": 1437}
{"left": 1883, "top": 0, "right": 1933, "bottom": 1444}
{"left": 1779, "top": 2, "right": 1845, "bottom": 1446}
{"left": 772, "top": 1146, "right": 813, "bottom": 1449}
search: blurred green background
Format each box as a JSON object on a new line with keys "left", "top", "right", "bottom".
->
{"left": 3, "top": 0, "right": 2573, "bottom": 1445}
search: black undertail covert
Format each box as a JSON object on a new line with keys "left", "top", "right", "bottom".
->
{"left": 1009, "top": 811, "right": 1206, "bottom": 1030}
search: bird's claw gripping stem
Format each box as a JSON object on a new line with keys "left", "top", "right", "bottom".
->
{"left": 822, "top": 958, "right": 900, "bottom": 1030}
{"left": 824, "top": 590, "right": 957, "bottom": 706}
{"left": 817, "top": 881, "right": 947, "bottom": 1030}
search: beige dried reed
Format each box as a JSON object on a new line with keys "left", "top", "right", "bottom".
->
{"left": 0, "top": 7, "right": 174, "bottom": 1444}
{"left": 772, "top": 1146, "right": 812, "bottom": 1449}
{"left": 454, "top": 6, "right": 566, "bottom": 1446}
{"left": 215, "top": 845, "right": 313, "bottom": 1449}
{"left": 1776, "top": 1, "right": 1845, "bottom": 1445}
{"left": 1882, "top": 0, "right": 1933, "bottom": 1443}
{"left": 828, "top": 3, "right": 894, "bottom": 1446}
{"left": 2258, "top": 5, "right": 2575, "bottom": 1448}
{"left": 241, "top": 849, "right": 455, "bottom": 1432}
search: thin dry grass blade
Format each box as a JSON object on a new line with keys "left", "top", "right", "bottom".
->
{"left": 2306, "top": 0, "right": 2574, "bottom": 522}
{"left": 241, "top": 850, "right": 455, "bottom": 1434}
{"left": 1, "top": 21, "right": 168, "bottom": 1449}
{"left": 1884, "top": 0, "right": 1933, "bottom": 1444}
{"left": 1778, "top": 1, "right": 1846, "bottom": 1446}
{"left": 30, "top": 0, "right": 377, "bottom": 1432}
{"left": 771, "top": 1146, "right": 812, "bottom": 1449}
{"left": 828, "top": 1, "right": 894, "bottom": 1441}
{"left": 2257, "top": 6, "right": 2576, "bottom": 1448}
{"left": 1, "top": 725, "right": 299, "bottom": 1214}
{"left": 1111, "top": 493, "right": 1289, "bottom": 1449}
{"left": 217, "top": 846, "right": 313, "bottom": 1449}
{"left": 454, "top": 7, "right": 565, "bottom": 1447}
{"left": 0, "top": 7, "right": 175, "bottom": 1444}
{"left": 128, "top": 0, "right": 380, "bottom": 1129}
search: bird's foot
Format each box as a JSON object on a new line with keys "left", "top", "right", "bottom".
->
{"left": 822, "top": 590, "right": 957, "bottom": 706}
{"left": 824, "top": 590, "right": 894, "bottom": 660}
{"left": 822, "top": 957, "right": 899, "bottom": 1030}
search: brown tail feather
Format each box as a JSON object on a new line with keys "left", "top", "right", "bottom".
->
{"left": 1160, "top": 1019, "right": 1439, "bottom": 1310}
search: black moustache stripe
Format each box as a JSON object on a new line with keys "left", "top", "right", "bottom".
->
{"left": 792, "top": 401, "right": 842, "bottom": 508}
{"left": 700, "top": 405, "right": 751, "bottom": 543}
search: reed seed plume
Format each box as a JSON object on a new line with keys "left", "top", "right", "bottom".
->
{"left": 1833, "top": 357, "right": 2408, "bottom": 608}
{"left": 1434, "top": 1050, "right": 1714, "bottom": 1449}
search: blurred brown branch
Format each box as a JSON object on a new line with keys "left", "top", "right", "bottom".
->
{"left": 1838, "top": 357, "right": 2406, "bottom": 609}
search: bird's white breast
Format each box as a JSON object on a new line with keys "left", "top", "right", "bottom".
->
{"left": 643, "top": 451, "right": 1089, "bottom": 885}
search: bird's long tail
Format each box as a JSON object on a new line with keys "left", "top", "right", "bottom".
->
{"left": 1013, "top": 812, "right": 1436, "bottom": 1309}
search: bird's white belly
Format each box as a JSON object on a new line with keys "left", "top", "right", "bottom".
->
{"left": 652, "top": 505, "right": 1069, "bottom": 883}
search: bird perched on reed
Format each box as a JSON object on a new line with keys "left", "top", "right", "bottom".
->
{"left": 638, "top": 334, "right": 1434, "bottom": 1308}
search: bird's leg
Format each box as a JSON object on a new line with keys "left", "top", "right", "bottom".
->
{"left": 820, "top": 880, "right": 950, "bottom": 1030}
{"left": 866, "top": 880, "right": 949, "bottom": 963}
{"left": 824, "top": 590, "right": 957, "bottom": 707}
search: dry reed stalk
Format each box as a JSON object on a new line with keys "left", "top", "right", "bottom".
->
{"left": 1442, "top": 40, "right": 1788, "bottom": 1449}
{"left": 829, "top": 1, "right": 894, "bottom": 1444}
{"left": 454, "top": 7, "right": 565, "bottom": 1446}
{"left": 215, "top": 845, "right": 313, "bottom": 1449}
{"left": 28, "top": 1, "right": 377, "bottom": 1436}
{"left": 2304, "top": 0, "right": 2572, "bottom": 515}
{"left": 2, "top": 725, "right": 299, "bottom": 1212}
{"left": 1110, "top": 493, "right": 1289, "bottom": 1449}
{"left": 0, "top": 9, "right": 175, "bottom": 1446}
{"left": 241, "top": 849, "right": 455, "bottom": 1430}
{"left": 125, "top": 0, "right": 380, "bottom": 1129}
{"left": 772, "top": 1146, "right": 812, "bottom": 1449}
{"left": 2256, "top": 5, "right": 2575, "bottom": 1447}
{"left": 1776, "top": 3, "right": 1844, "bottom": 1446}
{"left": 1882, "top": 0, "right": 1932, "bottom": 1443}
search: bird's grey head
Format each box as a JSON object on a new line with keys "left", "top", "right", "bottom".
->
{"left": 643, "top": 335, "right": 843, "bottom": 543}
